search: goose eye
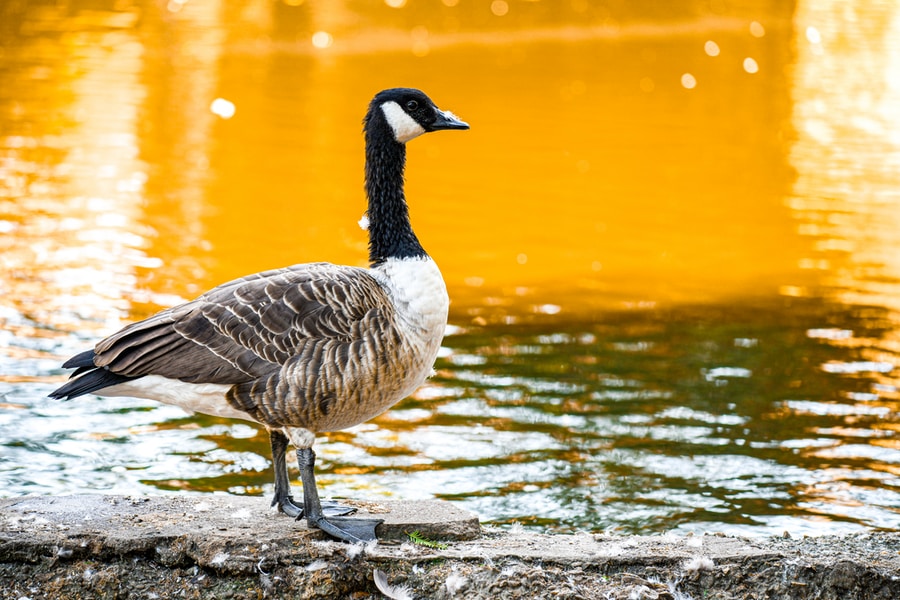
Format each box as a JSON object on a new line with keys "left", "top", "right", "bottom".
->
{"left": 406, "top": 100, "right": 419, "bottom": 111}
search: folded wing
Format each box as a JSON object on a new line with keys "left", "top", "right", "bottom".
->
{"left": 50, "top": 263, "right": 394, "bottom": 401}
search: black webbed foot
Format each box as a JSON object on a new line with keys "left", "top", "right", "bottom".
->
{"left": 308, "top": 513, "right": 383, "bottom": 543}
{"left": 272, "top": 493, "right": 303, "bottom": 519}
{"left": 296, "top": 446, "right": 384, "bottom": 543}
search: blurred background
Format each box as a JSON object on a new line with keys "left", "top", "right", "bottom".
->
{"left": 2, "top": 0, "right": 899, "bottom": 536}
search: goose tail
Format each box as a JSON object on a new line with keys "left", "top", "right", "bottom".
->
{"left": 49, "top": 350, "right": 136, "bottom": 400}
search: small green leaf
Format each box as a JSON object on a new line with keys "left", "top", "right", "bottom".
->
{"left": 407, "top": 530, "right": 449, "bottom": 550}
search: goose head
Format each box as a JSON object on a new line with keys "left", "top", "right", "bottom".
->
{"left": 367, "top": 88, "right": 469, "bottom": 144}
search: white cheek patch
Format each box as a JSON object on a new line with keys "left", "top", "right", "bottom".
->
{"left": 381, "top": 100, "right": 426, "bottom": 143}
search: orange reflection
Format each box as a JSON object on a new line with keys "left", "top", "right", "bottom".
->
{"left": 788, "top": 0, "right": 900, "bottom": 311}
{"left": 0, "top": 0, "right": 849, "bottom": 335}
{"left": 129, "top": 1, "right": 806, "bottom": 320}
{"left": 0, "top": 7, "right": 149, "bottom": 338}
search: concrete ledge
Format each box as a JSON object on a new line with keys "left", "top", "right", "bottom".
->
{"left": 2, "top": 495, "right": 899, "bottom": 599}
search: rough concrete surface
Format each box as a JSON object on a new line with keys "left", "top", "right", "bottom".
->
{"left": 1, "top": 494, "right": 899, "bottom": 599}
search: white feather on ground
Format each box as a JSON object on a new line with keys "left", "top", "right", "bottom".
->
{"left": 682, "top": 556, "right": 715, "bottom": 572}
{"left": 373, "top": 569, "right": 415, "bottom": 600}
{"left": 444, "top": 571, "right": 468, "bottom": 596}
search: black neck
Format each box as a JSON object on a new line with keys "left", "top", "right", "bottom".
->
{"left": 364, "top": 117, "right": 427, "bottom": 267}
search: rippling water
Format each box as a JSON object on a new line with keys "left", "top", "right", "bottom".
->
{"left": 5, "top": 299, "right": 900, "bottom": 535}
{"left": 2, "top": 0, "right": 900, "bottom": 537}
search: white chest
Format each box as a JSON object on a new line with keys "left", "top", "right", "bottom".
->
{"left": 371, "top": 257, "right": 449, "bottom": 401}
{"left": 372, "top": 256, "right": 449, "bottom": 335}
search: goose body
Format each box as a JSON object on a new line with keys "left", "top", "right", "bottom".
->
{"left": 82, "top": 258, "right": 448, "bottom": 431}
{"left": 50, "top": 88, "right": 469, "bottom": 542}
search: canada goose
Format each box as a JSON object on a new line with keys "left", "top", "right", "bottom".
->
{"left": 49, "top": 88, "right": 469, "bottom": 543}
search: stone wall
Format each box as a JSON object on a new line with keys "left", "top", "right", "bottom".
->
{"left": 2, "top": 495, "right": 898, "bottom": 599}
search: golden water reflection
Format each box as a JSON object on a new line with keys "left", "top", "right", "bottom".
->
{"left": 789, "top": 0, "right": 900, "bottom": 311}
{"left": 2, "top": 0, "right": 809, "bottom": 325}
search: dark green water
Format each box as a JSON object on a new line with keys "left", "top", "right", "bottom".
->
{"left": 4, "top": 295, "right": 899, "bottom": 536}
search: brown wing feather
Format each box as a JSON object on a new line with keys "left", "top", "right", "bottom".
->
{"left": 224, "top": 308, "right": 397, "bottom": 429}
{"left": 92, "top": 263, "right": 394, "bottom": 386}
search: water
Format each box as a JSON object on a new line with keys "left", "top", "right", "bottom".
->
{"left": 2, "top": 0, "right": 900, "bottom": 537}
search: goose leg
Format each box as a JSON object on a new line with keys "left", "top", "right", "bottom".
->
{"left": 296, "top": 447, "right": 383, "bottom": 543}
{"left": 270, "top": 429, "right": 303, "bottom": 517}
{"left": 269, "top": 430, "right": 357, "bottom": 519}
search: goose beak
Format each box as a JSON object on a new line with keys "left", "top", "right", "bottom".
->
{"left": 432, "top": 109, "right": 469, "bottom": 131}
